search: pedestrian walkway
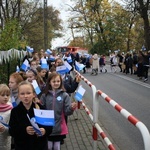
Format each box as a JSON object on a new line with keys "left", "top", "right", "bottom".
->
{"left": 61, "top": 107, "right": 107, "bottom": 150}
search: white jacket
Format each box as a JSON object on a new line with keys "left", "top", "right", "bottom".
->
{"left": 0, "top": 109, "right": 11, "bottom": 150}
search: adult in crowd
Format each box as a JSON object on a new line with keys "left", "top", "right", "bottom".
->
{"left": 91, "top": 52, "right": 99, "bottom": 75}
{"left": 137, "top": 50, "right": 144, "bottom": 79}
{"left": 117, "top": 52, "right": 124, "bottom": 72}
{"left": 140, "top": 50, "right": 150, "bottom": 82}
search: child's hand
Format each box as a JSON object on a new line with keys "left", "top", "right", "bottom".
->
{"left": 26, "top": 126, "right": 35, "bottom": 135}
{"left": 0, "top": 124, "right": 5, "bottom": 132}
{"left": 75, "top": 75, "right": 81, "bottom": 83}
{"left": 71, "top": 102, "right": 77, "bottom": 110}
{"left": 38, "top": 128, "right": 45, "bottom": 136}
{"left": 34, "top": 98, "right": 42, "bottom": 104}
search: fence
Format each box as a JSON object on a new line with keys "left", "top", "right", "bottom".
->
{"left": 73, "top": 69, "right": 150, "bottom": 150}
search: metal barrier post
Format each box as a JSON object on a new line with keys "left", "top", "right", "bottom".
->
{"left": 74, "top": 70, "right": 98, "bottom": 149}
{"left": 91, "top": 85, "right": 98, "bottom": 150}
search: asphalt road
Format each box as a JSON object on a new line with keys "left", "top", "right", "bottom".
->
{"left": 79, "top": 67, "right": 150, "bottom": 150}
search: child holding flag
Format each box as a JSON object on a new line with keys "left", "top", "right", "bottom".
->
{"left": 0, "top": 84, "right": 13, "bottom": 150}
{"left": 54, "top": 58, "right": 81, "bottom": 95}
{"left": 9, "top": 81, "right": 52, "bottom": 150}
{"left": 40, "top": 72, "right": 77, "bottom": 150}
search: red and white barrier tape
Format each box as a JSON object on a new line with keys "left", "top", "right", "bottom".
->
{"left": 81, "top": 101, "right": 116, "bottom": 150}
{"left": 74, "top": 70, "right": 92, "bottom": 87}
{"left": 97, "top": 90, "right": 150, "bottom": 150}
{"left": 97, "top": 90, "right": 140, "bottom": 126}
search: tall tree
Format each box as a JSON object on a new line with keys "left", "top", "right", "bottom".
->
{"left": 22, "top": 6, "right": 63, "bottom": 50}
{"left": 0, "top": 19, "right": 21, "bottom": 50}
{"left": 123, "top": 0, "right": 150, "bottom": 50}
{"left": 0, "top": 0, "right": 63, "bottom": 50}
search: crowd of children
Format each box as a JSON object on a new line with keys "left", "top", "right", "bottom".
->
{"left": 0, "top": 48, "right": 82, "bottom": 150}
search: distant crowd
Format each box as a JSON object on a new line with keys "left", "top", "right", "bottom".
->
{"left": 109, "top": 50, "right": 150, "bottom": 82}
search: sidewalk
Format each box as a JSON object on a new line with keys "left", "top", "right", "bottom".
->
{"left": 61, "top": 107, "right": 107, "bottom": 150}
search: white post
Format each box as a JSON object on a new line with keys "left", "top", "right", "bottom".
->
{"left": 91, "top": 85, "right": 98, "bottom": 150}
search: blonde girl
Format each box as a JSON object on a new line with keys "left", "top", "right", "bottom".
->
{"left": 0, "top": 84, "right": 13, "bottom": 150}
{"left": 9, "top": 81, "right": 52, "bottom": 150}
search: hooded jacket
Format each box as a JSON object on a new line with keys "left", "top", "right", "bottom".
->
{"left": 40, "top": 89, "right": 74, "bottom": 136}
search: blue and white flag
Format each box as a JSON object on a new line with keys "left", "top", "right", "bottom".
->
{"left": 74, "top": 85, "right": 86, "bottom": 101}
{"left": 32, "top": 80, "right": 41, "bottom": 95}
{"left": 56, "top": 65, "right": 67, "bottom": 75}
{"left": 46, "top": 49, "right": 52, "bottom": 55}
{"left": 34, "top": 109, "right": 55, "bottom": 126}
{"left": 64, "top": 61, "right": 72, "bottom": 72}
{"left": 62, "top": 54, "right": 66, "bottom": 61}
{"left": 49, "top": 55, "right": 55, "bottom": 61}
{"left": 41, "top": 58, "right": 48, "bottom": 69}
{"left": 75, "top": 61, "right": 85, "bottom": 71}
{"left": 16, "top": 65, "right": 20, "bottom": 72}
{"left": 11, "top": 96, "right": 17, "bottom": 108}
{"left": 0, "top": 116, "right": 9, "bottom": 128}
{"left": 26, "top": 46, "right": 34, "bottom": 53}
{"left": 20, "top": 59, "right": 30, "bottom": 71}
{"left": 142, "top": 45, "right": 146, "bottom": 51}
{"left": 67, "top": 55, "right": 72, "bottom": 63}
{"left": 27, "top": 114, "right": 42, "bottom": 136}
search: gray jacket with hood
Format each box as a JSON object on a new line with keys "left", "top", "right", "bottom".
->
{"left": 40, "top": 89, "right": 74, "bottom": 136}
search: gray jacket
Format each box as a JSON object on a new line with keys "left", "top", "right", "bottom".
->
{"left": 40, "top": 89, "right": 74, "bottom": 136}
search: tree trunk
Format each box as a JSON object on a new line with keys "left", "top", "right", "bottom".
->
{"left": 138, "top": 0, "right": 150, "bottom": 50}
{"left": 143, "top": 17, "right": 150, "bottom": 50}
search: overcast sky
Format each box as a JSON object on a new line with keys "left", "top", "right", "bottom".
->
{"left": 47, "top": 0, "right": 74, "bottom": 49}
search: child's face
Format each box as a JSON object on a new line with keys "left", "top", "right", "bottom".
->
{"left": 0, "top": 93, "right": 10, "bottom": 104}
{"left": 9, "top": 77, "right": 18, "bottom": 91}
{"left": 36, "top": 58, "right": 40, "bottom": 65}
{"left": 39, "top": 69, "right": 47, "bottom": 78}
{"left": 26, "top": 72, "right": 36, "bottom": 83}
{"left": 55, "top": 60, "right": 63, "bottom": 67}
{"left": 30, "top": 62, "right": 37, "bottom": 70}
{"left": 18, "top": 84, "right": 35, "bottom": 105}
{"left": 50, "top": 76, "right": 61, "bottom": 90}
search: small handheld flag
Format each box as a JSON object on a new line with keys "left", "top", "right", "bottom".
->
{"left": 0, "top": 116, "right": 9, "bottom": 128}
{"left": 49, "top": 55, "right": 55, "bottom": 61}
{"left": 32, "top": 80, "right": 41, "bottom": 95}
{"left": 64, "top": 61, "right": 72, "bottom": 72}
{"left": 67, "top": 56, "right": 72, "bottom": 63}
{"left": 75, "top": 61, "right": 85, "bottom": 71}
{"left": 20, "top": 59, "right": 30, "bottom": 71}
{"left": 74, "top": 85, "right": 86, "bottom": 101}
{"left": 34, "top": 109, "right": 55, "bottom": 126}
{"left": 142, "top": 45, "right": 146, "bottom": 51}
{"left": 16, "top": 65, "right": 20, "bottom": 72}
{"left": 26, "top": 46, "right": 34, "bottom": 53}
{"left": 46, "top": 49, "right": 52, "bottom": 55}
{"left": 11, "top": 96, "right": 17, "bottom": 107}
{"left": 56, "top": 65, "right": 67, "bottom": 75}
{"left": 27, "top": 114, "right": 42, "bottom": 136}
{"left": 41, "top": 58, "right": 48, "bottom": 69}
